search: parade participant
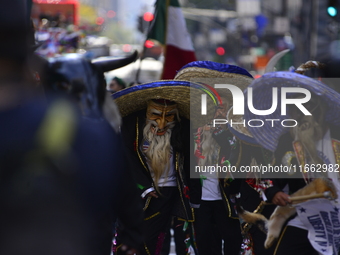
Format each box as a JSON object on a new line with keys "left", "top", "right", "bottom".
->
{"left": 112, "top": 80, "right": 217, "bottom": 255}
{"left": 226, "top": 109, "right": 277, "bottom": 255}
{"left": 226, "top": 60, "right": 327, "bottom": 255}
{"left": 108, "top": 76, "right": 126, "bottom": 93}
{"left": 41, "top": 51, "right": 144, "bottom": 254}
{"left": 175, "top": 61, "right": 254, "bottom": 255}
{"left": 242, "top": 71, "right": 340, "bottom": 255}
{"left": 0, "top": 2, "right": 142, "bottom": 254}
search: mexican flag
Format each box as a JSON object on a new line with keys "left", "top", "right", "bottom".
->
{"left": 148, "top": 0, "right": 197, "bottom": 79}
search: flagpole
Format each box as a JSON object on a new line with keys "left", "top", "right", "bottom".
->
{"left": 134, "top": 46, "right": 145, "bottom": 85}
{"left": 159, "top": 0, "right": 170, "bottom": 80}
{"left": 134, "top": 1, "right": 160, "bottom": 85}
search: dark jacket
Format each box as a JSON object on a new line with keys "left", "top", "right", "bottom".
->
{"left": 121, "top": 110, "right": 201, "bottom": 221}
{"left": 225, "top": 133, "right": 276, "bottom": 218}
{"left": 0, "top": 97, "right": 144, "bottom": 255}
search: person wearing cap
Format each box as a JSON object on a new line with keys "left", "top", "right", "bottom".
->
{"left": 242, "top": 71, "right": 340, "bottom": 255}
{"left": 112, "top": 80, "right": 217, "bottom": 255}
{"left": 226, "top": 109, "right": 277, "bottom": 255}
{"left": 175, "top": 61, "right": 256, "bottom": 255}
{"left": 108, "top": 76, "right": 126, "bottom": 93}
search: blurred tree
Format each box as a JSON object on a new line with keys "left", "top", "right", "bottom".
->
{"left": 102, "top": 22, "right": 135, "bottom": 44}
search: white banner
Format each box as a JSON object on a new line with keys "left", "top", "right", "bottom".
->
{"left": 296, "top": 199, "right": 340, "bottom": 255}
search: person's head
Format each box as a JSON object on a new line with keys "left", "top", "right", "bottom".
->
{"left": 109, "top": 77, "right": 126, "bottom": 92}
{"left": 214, "top": 97, "right": 229, "bottom": 119}
{"left": 142, "top": 99, "right": 179, "bottom": 190}
{"left": 144, "top": 99, "right": 179, "bottom": 137}
{"left": 288, "top": 93, "right": 327, "bottom": 165}
{"left": 288, "top": 93, "right": 325, "bottom": 128}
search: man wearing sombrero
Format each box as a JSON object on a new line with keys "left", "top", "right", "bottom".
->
{"left": 112, "top": 80, "right": 219, "bottom": 255}
{"left": 243, "top": 71, "right": 340, "bottom": 255}
{"left": 175, "top": 61, "right": 255, "bottom": 255}
{"left": 226, "top": 106, "right": 277, "bottom": 255}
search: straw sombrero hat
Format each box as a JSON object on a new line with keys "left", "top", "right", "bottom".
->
{"left": 175, "top": 61, "right": 253, "bottom": 105}
{"left": 112, "top": 80, "right": 219, "bottom": 128}
{"left": 244, "top": 71, "right": 340, "bottom": 152}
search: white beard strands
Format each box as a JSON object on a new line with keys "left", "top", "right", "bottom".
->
{"left": 143, "top": 120, "right": 175, "bottom": 189}
{"left": 198, "top": 129, "right": 219, "bottom": 167}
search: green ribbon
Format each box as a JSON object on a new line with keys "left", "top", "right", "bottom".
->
{"left": 221, "top": 159, "right": 231, "bottom": 166}
{"left": 183, "top": 221, "right": 189, "bottom": 231}
{"left": 137, "top": 183, "right": 146, "bottom": 190}
{"left": 199, "top": 174, "right": 207, "bottom": 186}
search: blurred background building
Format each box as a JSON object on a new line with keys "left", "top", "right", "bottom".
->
{"left": 31, "top": 0, "right": 340, "bottom": 82}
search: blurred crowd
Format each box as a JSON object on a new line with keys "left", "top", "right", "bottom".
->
{"left": 2, "top": 1, "right": 340, "bottom": 255}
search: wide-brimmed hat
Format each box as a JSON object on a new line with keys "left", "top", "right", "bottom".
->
{"left": 244, "top": 71, "right": 340, "bottom": 152}
{"left": 174, "top": 61, "right": 253, "bottom": 104}
{"left": 112, "top": 80, "right": 219, "bottom": 128}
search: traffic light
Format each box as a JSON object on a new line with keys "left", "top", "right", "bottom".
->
{"left": 137, "top": 12, "right": 154, "bottom": 33}
{"left": 216, "top": 47, "right": 225, "bottom": 56}
{"left": 143, "top": 12, "right": 154, "bottom": 22}
{"left": 328, "top": 0, "right": 339, "bottom": 18}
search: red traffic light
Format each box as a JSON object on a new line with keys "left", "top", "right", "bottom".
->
{"left": 96, "top": 17, "right": 105, "bottom": 25}
{"left": 143, "top": 12, "right": 154, "bottom": 22}
{"left": 216, "top": 47, "right": 225, "bottom": 56}
{"left": 144, "top": 40, "right": 155, "bottom": 48}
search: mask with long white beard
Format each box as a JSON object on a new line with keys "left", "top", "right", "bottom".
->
{"left": 142, "top": 100, "right": 179, "bottom": 190}
{"left": 289, "top": 97, "right": 327, "bottom": 177}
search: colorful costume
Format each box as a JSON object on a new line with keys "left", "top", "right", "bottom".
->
{"left": 243, "top": 71, "right": 340, "bottom": 255}
{"left": 112, "top": 80, "right": 217, "bottom": 255}
{"left": 175, "top": 61, "right": 254, "bottom": 255}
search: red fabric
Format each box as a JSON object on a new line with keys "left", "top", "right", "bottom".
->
{"left": 161, "top": 45, "right": 196, "bottom": 80}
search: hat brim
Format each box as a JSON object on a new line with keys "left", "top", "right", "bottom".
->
{"left": 244, "top": 71, "right": 340, "bottom": 151}
{"left": 112, "top": 80, "right": 219, "bottom": 128}
{"left": 175, "top": 67, "right": 253, "bottom": 103}
{"left": 226, "top": 107, "right": 258, "bottom": 145}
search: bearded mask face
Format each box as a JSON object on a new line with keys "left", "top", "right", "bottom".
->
{"left": 289, "top": 94, "right": 327, "bottom": 166}
{"left": 214, "top": 96, "right": 229, "bottom": 119}
{"left": 146, "top": 100, "right": 178, "bottom": 136}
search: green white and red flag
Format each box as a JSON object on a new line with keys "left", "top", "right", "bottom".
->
{"left": 148, "top": 0, "right": 197, "bottom": 79}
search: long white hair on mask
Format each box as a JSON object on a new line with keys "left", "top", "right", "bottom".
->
{"left": 198, "top": 127, "right": 220, "bottom": 167}
{"left": 143, "top": 118, "right": 177, "bottom": 190}
{"left": 290, "top": 101, "right": 326, "bottom": 169}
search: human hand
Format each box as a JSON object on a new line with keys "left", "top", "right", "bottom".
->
{"left": 146, "top": 191, "right": 158, "bottom": 198}
{"left": 272, "top": 191, "right": 291, "bottom": 206}
{"left": 121, "top": 244, "right": 139, "bottom": 255}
